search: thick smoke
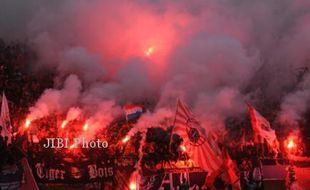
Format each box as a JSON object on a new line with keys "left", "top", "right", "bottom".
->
{"left": 66, "top": 107, "right": 82, "bottom": 122}
{"left": 1, "top": 0, "right": 310, "bottom": 133}
{"left": 278, "top": 74, "right": 310, "bottom": 127}
{"left": 28, "top": 74, "right": 82, "bottom": 121}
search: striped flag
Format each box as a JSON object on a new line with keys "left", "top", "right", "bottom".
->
{"left": 123, "top": 104, "right": 144, "bottom": 122}
{"left": 222, "top": 149, "right": 240, "bottom": 190}
{"left": 172, "top": 99, "right": 223, "bottom": 178}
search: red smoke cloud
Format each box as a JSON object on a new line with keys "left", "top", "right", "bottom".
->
{"left": 1, "top": 0, "right": 309, "bottom": 135}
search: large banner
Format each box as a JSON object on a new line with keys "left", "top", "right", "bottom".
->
{"left": 28, "top": 151, "right": 208, "bottom": 189}
{"left": 140, "top": 171, "right": 208, "bottom": 189}
{"left": 30, "top": 157, "right": 115, "bottom": 184}
{"left": 0, "top": 165, "right": 23, "bottom": 190}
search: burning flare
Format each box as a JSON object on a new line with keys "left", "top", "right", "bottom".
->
{"left": 284, "top": 132, "right": 301, "bottom": 155}
{"left": 287, "top": 139, "right": 296, "bottom": 149}
{"left": 180, "top": 145, "right": 187, "bottom": 152}
{"left": 129, "top": 182, "right": 136, "bottom": 190}
{"left": 122, "top": 136, "right": 130, "bottom": 143}
{"left": 83, "top": 122, "right": 89, "bottom": 131}
{"left": 129, "top": 171, "right": 138, "bottom": 190}
{"left": 61, "top": 120, "right": 68, "bottom": 129}
{"left": 25, "top": 119, "right": 31, "bottom": 128}
{"left": 145, "top": 46, "right": 154, "bottom": 56}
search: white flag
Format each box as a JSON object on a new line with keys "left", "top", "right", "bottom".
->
{"left": 248, "top": 104, "right": 278, "bottom": 147}
{"left": 1, "top": 92, "right": 12, "bottom": 143}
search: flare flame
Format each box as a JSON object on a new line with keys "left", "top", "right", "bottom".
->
{"left": 122, "top": 136, "right": 130, "bottom": 143}
{"left": 25, "top": 119, "right": 31, "bottom": 128}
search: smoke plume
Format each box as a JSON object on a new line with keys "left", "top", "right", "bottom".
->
{"left": 1, "top": 0, "right": 310, "bottom": 133}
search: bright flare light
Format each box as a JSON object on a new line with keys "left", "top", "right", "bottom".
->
{"left": 61, "top": 120, "right": 68, "bottom": 129}
{"left": 122, "top": 136, "right": 130, "bottom": 143}
{"left": 145, "top": 46, "right": 154, "bottom": 56}
{"left": 287, "top": 139, "right": 296, "bottom": 149}
{"left": 180, "top": 145, "right": 187, "bottom": 152}
{"left": 129, "top": 182, "right": 136, "bottom": 190}
{"left": 69, "top": 144, "right": 76, "bottom": 149}
{"left": 25, "top": 119, "right": 31, "bottom": 128}
{"left": 83, "top": 123, "right": 89, "bottom": 131}
{"left": 284, "top": 133, "right": 300, "bottom": 155}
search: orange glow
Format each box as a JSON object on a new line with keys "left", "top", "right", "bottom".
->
{"left": 61, "top": 120, "right": 68, "bottom": 129}
{"left": 180, "top": 145, "right": 187, "bottom": 152}
{"left": 83, "top": 123, "right": 89, "bottom": 131}
{"left": 284, "top": 132, "right": 302, "bottom": 155}
{"left": 287, "top": 139, "right": 296, "bottom": 149}
{"left": 129, "top": 182, "right": 136, "bottom": 190}
{"left": 69, "top": 144, "right": 76, "bottom": 149}
{"left": 25, "top": 119, "right": 31, "bottom": 128}
{"left": 122, "top": 136, "right": 130, "bottom": 143}
{"left": 145, "top": 46, "right": 154, "bottom": 56}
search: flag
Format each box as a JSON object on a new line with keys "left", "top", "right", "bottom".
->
{"left": 238, "top": 129, "right": 246, "bottom": 151}
{"left": 1, "top": 92, "right": 12, "bottom": 144}
{"left": 222, "top": 149, "right": 240, "bottom": 190}
{"left": 247, "top": 104, "right": 278, "bottom": 148}
{"left": 124, "top": 104, "right": 144, "bottom": 122}
{"left": 20, "top": 158, "right": 39, "bottom": 190}
{"left": 172, "top": 99, "right": 223, "bottom": 178}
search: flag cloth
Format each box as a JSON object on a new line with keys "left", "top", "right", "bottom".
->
{"left": 172, "top": 99, "right": 223, "bottom": 178}
{"left": 222, "top": 149, "right": 241, "bottom": 190}
{"left": 238, "top": 129, "right": 246, "bottom": 151}
{"left": 124, "top": 104, "right": 144, "bottom": 122}
{"left": 20, "top": 158, "right": 40, "bottom": 190}
{"left": 247, "top": 104, "right": 278, "bottom": 148}
{"left": 1, "top": 93, "right": 12, "bottom": 144}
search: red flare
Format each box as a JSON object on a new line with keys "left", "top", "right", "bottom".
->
{"left": 145, "top": 46, "right": 154, "bottom": 56}
{"left": 284, "top": 132, "right": 301, "bottom": 155}
{"left": 122, "top": 136, "right": 130, "bottom": 143}
{"left": 61, "top": 120, "right": 68, "bottom": 129}
{"left": 83, "top": 123, "right": 89, "bottom": 131}
{"left": 25, "top": 119, "right": 31, "bottom": 128}
{"left": 129, "top": 181, "right": 136, "bottom": 190}
{"left": 180, "top": 145, "right": 187, "bottom": 152}
{"left": 287, "top": 139, "right": 296, "bottom": 149}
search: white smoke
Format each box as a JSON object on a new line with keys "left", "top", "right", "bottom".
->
{"left": 66, "top": 107, "right": 82, "bottom": 122}
{"left": 278, "top": 74, "right": 310, "bottom": 127}
{"left": 28, "top": 74, "right": 82, "bottom": 121}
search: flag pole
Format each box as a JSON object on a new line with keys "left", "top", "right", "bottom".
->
{"left": 169, "top": 98, "right": 179, "bottom": 152}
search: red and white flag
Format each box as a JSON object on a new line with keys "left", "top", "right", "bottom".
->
{"left": 222, "top": 149, "right": 240, "bottom": 190}
{"left": 20, "top": 158, "right": 39, "bottom": 190}
{"left": 172, "top": 99, "right": 223, "bottom": 178}
{"left": 1, "top": 92, "right": 12, "bottom": 144}
{"left": 248, "top": 104, "right": 278, "bottom": 147}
